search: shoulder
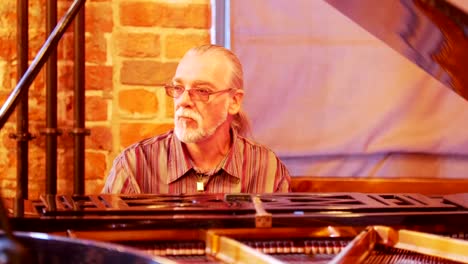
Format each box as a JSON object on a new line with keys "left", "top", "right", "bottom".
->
{"left": 234, "top": 134, "right": 291, "bottom": 190}
{"left": 116, "top": 130, "right": 175, "bottom": 158}
{"left": 235, "top": 134, "right": 281, "bottom": 159}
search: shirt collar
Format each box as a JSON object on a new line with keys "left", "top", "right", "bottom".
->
{"left": 166, "top": 129, "right": 242, "bottom": 184}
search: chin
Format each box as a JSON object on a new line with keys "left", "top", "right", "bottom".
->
{"left": 174, "top": 127, "right": 206, "bottom": 143}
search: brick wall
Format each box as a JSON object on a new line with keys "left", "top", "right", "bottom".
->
{"left": 0, "top": 0, "right": 211, "bottom": 199}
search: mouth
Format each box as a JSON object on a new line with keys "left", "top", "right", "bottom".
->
{"left": 177, "top": 116, "right": 197, "bottom": 122}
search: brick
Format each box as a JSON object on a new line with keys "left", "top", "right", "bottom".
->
{"left": 8, "top": 66, "right": 45, "bottom": 96}
{"left": 0, "top": 151, "right": 15, "bottom": 180}
{"left": 2, "top": 114, "right": 15, "bottom": 126}
{"left": 86, "top": 179, "right": 105, "bottom": 194}
{"left": 0, "top": 2, "right": 16, "bottom": 31}
{"left": 28, "top": 95, "right": 46, "bottom": 122}
{"left": 165, "top": 33, "right": 210, "bottom": 59}
{"left": 28, "top": 187, "right": 43, "bottom": 200}
{"left": 120, "top": 122, "right": 173, "bottom": 147}
{"left": 57, "top": 149, "right": 73, "bottom": 182}
{"left": 86, "top": 96, "right": 108, "bottom": 121}
{"left": 57, "top": 64, "right": 74, "bottom": 92}
{"left": 61, "top": 92, "right": 75, "bottom": 126}
{"left": 31, "top": 68, "right": 46, "bottom": 95}
{"left": 119, "top": 2, "right": 210, "bottom": 29}
{"left": 57, "top": 33, "right": 74, "bottom": 61}
{"left": 86, "top": 2, "right": 113, "bottom": 33}
{"left": 86, "top": 33, "right": 107, "bottom": 63}
{"left": 58, "top": 179, "right": 73, "bottom": 194}
{"left": 5, "top": 65, "right": 18, "bottom": 93}
{"left": 85, "top": 65, "right": 113, "bottom": 91}
{"left": 57, "top": 0, "right": 78, "bottom": 34}
{"left": 63, "top": 94, "right": 109, "bottom": 123}
{"left": 120, "top": 60, "right": 177, "bottom": 86}
{"left": 0, "top": 61, "right": 13, "bottom": 92}
{"left": 0, "top": 180, "right": 16, "bottom": 198}
{"left": 166, "top": 96, "right": 174, "bottom": 117}
{"left": 6, "top": 64, "right": 17, "bottom": 92}
{"left": 29, "top": 31, "right": 46, "bottom": 60}
{"left": 119, "top": 2, "right": 165, "bottom": 27}
{"left": 162, "top": 3, "right": 211, "bottom": 29}
{"left": 57, "top": 128, "right": 74, "bottom": 149}
{"left": 1, "top": 190, "right": 14, "bottom": 199}
{"left": 86, "top": 126, "right": 112, "bottom": 151}
{"left": 0, "top": 92, "right": 7, "bottom": 106}
{"left": 28, "top": 148, "right": 46, "bottom": 181}
{"left": 58, "top": 1, "right": 74, "bottom": 19}
{"left": 28, "top": 122, "right": 47, "bottom": 149}
{"left": 0, "top": 36, "right": 15, "bottom": 60}
{"left": 115, "top": 31, "right": 161, "bottom": 58}
{"left": 85, "top": 151, "right": 106, "bottom": 180}
{"left": 0, "top": 178, "right": 15, "bottom": 189}
{"left": 29, "top": 0, "right": 46, "bottom": 28}
{"left": 1, "top": 125, "right": 16, "bottom": 149}
{"left": 119, "top": 89, "right": 159, "bottom": 115}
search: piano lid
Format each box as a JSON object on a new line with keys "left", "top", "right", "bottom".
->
{"left": 324, "top": 0, "right": 468, "bottom": 101}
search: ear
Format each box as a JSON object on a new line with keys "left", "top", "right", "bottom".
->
{"left": 228, "top": 89, "right": 244, "bottom": 115}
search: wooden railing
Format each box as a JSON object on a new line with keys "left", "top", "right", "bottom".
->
{"left": 0, "top": 0, "right": 87, "bottom": 216}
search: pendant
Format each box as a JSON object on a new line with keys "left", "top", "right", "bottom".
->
{"left": 197, "top": 181, "right": 204, "bottom": 192}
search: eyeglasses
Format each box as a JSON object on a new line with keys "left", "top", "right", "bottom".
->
{"left": 164, "top": 84, "right": 234, "bottom": 102}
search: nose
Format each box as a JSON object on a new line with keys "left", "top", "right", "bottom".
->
{"left": 175, "top": 87, "right": 194, "bottom": 108}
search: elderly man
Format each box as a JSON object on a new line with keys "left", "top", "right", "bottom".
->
{"left": 103, "top": 45, "right": 290, "bottom": 194}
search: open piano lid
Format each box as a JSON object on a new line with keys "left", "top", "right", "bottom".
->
{"left": 324, "top": 0, "right": 468, "bottom": 101}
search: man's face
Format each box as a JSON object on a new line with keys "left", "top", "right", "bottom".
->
{"left": 172, "top": 52, "right": 233, "bottom": 143}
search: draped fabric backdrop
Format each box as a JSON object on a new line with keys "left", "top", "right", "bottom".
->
{"left": 230, "top": 0, "right": 468, "bottom": 178}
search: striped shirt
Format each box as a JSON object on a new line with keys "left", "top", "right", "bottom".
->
{"left": 102, "top": 130, "right": 291, "bottom": 194}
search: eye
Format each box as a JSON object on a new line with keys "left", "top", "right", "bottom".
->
{"left": 193, "top": 88, "right": 211, "bottom": 96}
{"left": 172, "top": 85, "right": 185, "bottom": 92}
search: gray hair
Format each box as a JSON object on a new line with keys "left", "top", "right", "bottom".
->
{"left": 185, "top": 45, "right": 251, "bottom": 137}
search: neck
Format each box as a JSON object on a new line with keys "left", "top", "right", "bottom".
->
{"left": 185, "top": 123, "right": 232, "bottom": 172}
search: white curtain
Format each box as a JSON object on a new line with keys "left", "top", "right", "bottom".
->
{"left": 231, "top": 0, "right": 468, "bottom": 178}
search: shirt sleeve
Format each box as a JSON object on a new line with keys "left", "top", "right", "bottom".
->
{"left": 101, "top": 150, "right": 142, "bottom": 194}
{"left": 274, "top": 158, "right": 292, "bottom": 193}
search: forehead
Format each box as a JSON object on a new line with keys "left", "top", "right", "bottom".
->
{"left": 173, "top": 52, "right": 231, "bottom": 89}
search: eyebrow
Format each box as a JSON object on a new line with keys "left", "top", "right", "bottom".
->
{"left": 172, "top": 78, "right": 216, "bottom": 89}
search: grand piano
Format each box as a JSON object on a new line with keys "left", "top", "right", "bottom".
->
{"left": 2, "top": 0, "right": 468, "bottom": 263}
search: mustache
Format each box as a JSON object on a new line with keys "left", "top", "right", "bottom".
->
{"left": 175, "top": 108, "right": 202, "bottom": 122}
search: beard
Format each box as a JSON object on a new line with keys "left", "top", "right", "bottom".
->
{"left": 174, "top": 103, "right": 229, "bottom": 143}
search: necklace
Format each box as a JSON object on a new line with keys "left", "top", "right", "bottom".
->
{"left": 191, "top": 151, "right": 230, "bottom": 192}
